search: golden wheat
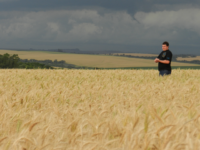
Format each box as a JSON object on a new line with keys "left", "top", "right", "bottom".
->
{"left": 0, "top": 69, "right": 200, "bottom": 150}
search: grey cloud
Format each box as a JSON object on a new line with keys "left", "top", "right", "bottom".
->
{"left": 0, "top": 0, "right": 200, "bottom": 12}
{"left": 0, "top": 6, "right": 200, "bottom": 54}
{"left": 134, "top": 8, "right": 200, "bottom": 40}
{"left": 0, "top": 0, "right": 18, "bottom": 2}
{"left": 152, "top": 3, "right": 200, "bottom": 11}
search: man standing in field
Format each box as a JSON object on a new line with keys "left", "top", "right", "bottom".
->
{"left": 154, "top": 41, "right": 173, "bottom": 76}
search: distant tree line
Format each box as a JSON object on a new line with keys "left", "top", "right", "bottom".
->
{"left": 20, "top": 59, "right": 76, "bottom": 68}
{"left": 106, "top": 53, "right": 177, "bottom": 61}
{"left": 105, "top": 53, "right": 198, "bottom": 62}
{"left": 20, "top": 58, "right": 100, "bottom": 69}
{"left": 176, "top": 54, "right": 196, "bottom": 58}
{"left": 0, "top": 53, "right": 20, "bottom": 68}
{"left": 177, "top": 60, "right": 200, "bottom": 64}
{"left": 0, "top": 53, "right": 53, "bottom": 69}
{"left": 0, "top": 53, "right": 101, "bottom": 69}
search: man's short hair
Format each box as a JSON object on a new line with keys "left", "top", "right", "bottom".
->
{"left": 163, "top": 41, "right": 169, "bottom": 46}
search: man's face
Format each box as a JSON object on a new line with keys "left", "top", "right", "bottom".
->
{"left": 162, "top": 45, "right": 169, "bottom": 51}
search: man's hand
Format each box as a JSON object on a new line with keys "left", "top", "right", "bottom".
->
{"left": 154, "top": 58, "right": 159, "bottom": 63}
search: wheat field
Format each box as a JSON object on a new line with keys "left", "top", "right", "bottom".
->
{"left": 1, "top": 69, "right": 200, "bottom": 150}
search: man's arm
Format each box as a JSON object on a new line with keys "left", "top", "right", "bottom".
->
{"left": 155, "top": 51, "right": 172, "bottom": 64}
{"left": 157, "top": 59, "right": 170, "bottom": 64}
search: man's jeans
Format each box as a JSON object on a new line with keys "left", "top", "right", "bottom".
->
{"left": 159, "top": 70, "right": 171, "bottom": 76}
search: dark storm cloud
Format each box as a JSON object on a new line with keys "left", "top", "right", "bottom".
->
{"left": 0, "top": 0, "right": 200, "bottom": 54}
{"left": 1, "top": 0, "right": 200, "bottom": 12}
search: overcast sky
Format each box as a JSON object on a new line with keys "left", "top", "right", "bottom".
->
{"left": 0, "top": 0, "right": 200, "bottom": 54}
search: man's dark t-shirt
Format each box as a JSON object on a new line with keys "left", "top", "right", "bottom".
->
{"left": 157, "top": 50, "right": 173, "bottom": 71}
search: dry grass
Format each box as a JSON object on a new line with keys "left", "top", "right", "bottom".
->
{"left": 0, "top": 50, "right": 200, "bottom": 68}
{"left": 1, "top": 69, "right": 200, "bottom": 150}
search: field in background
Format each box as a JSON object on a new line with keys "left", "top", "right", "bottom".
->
{"left": 177, "top": 56, "right": 200, "bottom": 61}
{"left": 113, "top": 53, "right": 158, "bottom": 57}
{"left": 1, "top": 69, "right": 200, "bottom": 150}
{"left": 0, "top": 50, "right": 200, "bottom": 68}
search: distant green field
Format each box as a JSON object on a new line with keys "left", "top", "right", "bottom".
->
{"left": 0, "top": 50, "right": 200, "bottom": 68}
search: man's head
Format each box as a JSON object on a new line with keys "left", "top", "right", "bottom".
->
{"left": 162, "top": 41, "right": 169, "bottom": 51}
